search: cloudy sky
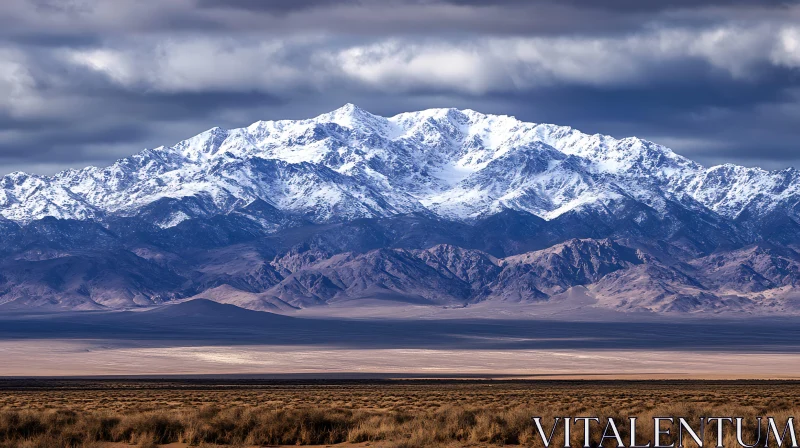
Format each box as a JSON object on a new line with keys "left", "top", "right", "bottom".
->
{"left": 1, "top": 0, "right": 799, "bottom": 175}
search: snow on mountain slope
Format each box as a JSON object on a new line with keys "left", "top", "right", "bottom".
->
{"left": 2, "top": 103, "right": 799, "bottom": 227}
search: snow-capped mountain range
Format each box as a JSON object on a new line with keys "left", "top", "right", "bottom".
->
{"left": 3, "top": 104, "right": 800, "bottom": 315}
{"left": 2, "top": 103, "right": 798, "bottom": 228}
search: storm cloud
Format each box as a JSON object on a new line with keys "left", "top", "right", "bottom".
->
{"left": 0, "top": 0, "right": 799, "bottom": 174}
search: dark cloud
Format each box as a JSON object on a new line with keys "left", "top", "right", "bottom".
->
{"left": 195, "top": 0, "right": 358, "bottom": 14}
{"left": 183, "top": 0, "right": 800, "bottom": 37}
{"left": 0, "top": 124, "right": 149, "bottom": 160}
{"left": 0, "top": 0, "right": 794, "bottom": 41}
{"left": 439, "top": 0, "right": 795, "bottom": 11}
{"left": 196, "top": 0, "right": 795, "bottom": 13}
{"left": 0, "top": 0, "right": 798, "bottom": 175}
{"left": 0, "top": 89, "right": 286, "bottom": 166}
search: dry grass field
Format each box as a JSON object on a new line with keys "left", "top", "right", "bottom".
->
{"left": 0, "top": 380, "right": 797, "bottom": 447}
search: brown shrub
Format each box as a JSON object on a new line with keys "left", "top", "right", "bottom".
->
{"left": 0, "top": 380, "right": 796, "bottom": 447}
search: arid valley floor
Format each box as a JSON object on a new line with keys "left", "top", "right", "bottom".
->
{"left": 2, "top": 299, "right": 800, "bottom": 378}
{"left": 1, "top": 380, "right": 799, "bottom": 447}
{"left": 4, "top": 301, "right": 800, "bottom": 446}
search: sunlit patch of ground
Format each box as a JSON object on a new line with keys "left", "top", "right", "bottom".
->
{"left": 1, "top": 340, "right": 800, "bottom": 379}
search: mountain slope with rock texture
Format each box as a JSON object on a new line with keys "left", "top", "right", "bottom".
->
{"left": 2, "top": 105, "right": 800, "bottom": 315}
{"left": 4, "top": 104, "right": 800, "bottom": 230}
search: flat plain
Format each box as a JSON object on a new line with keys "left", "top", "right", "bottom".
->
{"left": 4, "top": 302, "right": 800, "bottom": 446}
{"left": 3, "top": 300, "right": 800, "bottom": 378}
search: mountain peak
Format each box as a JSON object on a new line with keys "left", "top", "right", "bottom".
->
{"left": 316, "top": 103, "right": 386, "bottom": 129}
{"left": 337, "top": 102, "right": 366, "bottom": 114}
